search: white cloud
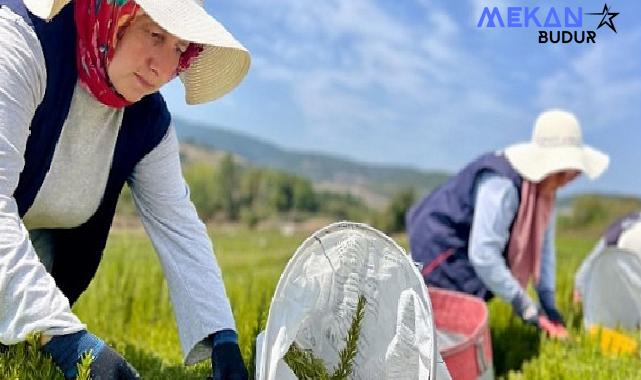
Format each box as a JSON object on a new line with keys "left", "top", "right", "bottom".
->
{"left": 232, "top": 0, "right": 526, "bottom": 149}
{"left": 536, "top": 27, "right": 641, "bottom": 131}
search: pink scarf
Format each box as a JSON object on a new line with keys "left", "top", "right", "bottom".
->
{"left": 506, "top": 181, "right": 555, "bottom": 288}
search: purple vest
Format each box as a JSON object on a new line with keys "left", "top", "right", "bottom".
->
{"left": 603, "top": 212, "right": 641, "bottom": 247}
{"left": 406, "top": 152, "right": 522, "bottom": 300}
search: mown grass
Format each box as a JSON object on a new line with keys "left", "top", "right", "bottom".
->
{"left": 1, "top": 228, "right": 641, "bottom": 379}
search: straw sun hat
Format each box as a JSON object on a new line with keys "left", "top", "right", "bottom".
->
{"left": 24, "top": 0, "right": 250, "bottom": 105}
{"left": 505, "top": 109, "right": 610, "bottom": 182}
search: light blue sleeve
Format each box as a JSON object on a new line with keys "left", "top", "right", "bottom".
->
{"left": 536, "top": 209, "right": 557, "bottom": 294}
{"left": 468, "top": 172, "right": 524, "bottom": 303}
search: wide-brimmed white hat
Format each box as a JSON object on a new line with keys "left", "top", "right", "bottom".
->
{"left": 24, "top": 0, "right": 250, "bottom": 105}
{"left": 504, "top": 109, "right": 609, "bottom": 182}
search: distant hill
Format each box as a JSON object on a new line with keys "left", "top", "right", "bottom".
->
{"left": 174, "top": 118, "right": 449, "bottom": 207}
{"left": 558, "top": 193, "right": 641, "bottom": 236}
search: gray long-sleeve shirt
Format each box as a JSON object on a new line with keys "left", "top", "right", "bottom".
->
{"left": 0, "top": 6, "right": 234, "bottom": 365}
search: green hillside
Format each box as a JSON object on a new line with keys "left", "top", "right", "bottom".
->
{"left": 174, "top": 118, "right": 449, "bottom": 203}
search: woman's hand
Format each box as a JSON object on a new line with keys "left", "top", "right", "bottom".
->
{"left": 537, "top": 315, "right": 569, "bottom": 339}
{"left": 211, "top": 342, "right": 248, "bottom": 380}
{"left": 210, "top": 330, "right": 248, "bottom": 380}
{"left": 538, "top": 289, "right": 565, "bottom": 326}
{"left": 41, "top": 330, "right": 139, "bottom": 379}
{"left": 89, "top": 343, "right": 141, "bottom": 379}
{"left": 511, "top": 291, "right": 540, "bottom": 326}
{"left": 512, "top": 291, "right": 568, "bottom": 340}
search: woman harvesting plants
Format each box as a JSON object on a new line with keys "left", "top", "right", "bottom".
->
{"left": 0, "top": 0, "right": 249, "bottom": 378}
{"left": 407, "top": 110, "right": 609, "bottom": 338}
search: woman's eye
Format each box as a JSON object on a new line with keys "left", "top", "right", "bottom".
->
{"left": 149, "top": 31, "right": 163, "bottom": 43}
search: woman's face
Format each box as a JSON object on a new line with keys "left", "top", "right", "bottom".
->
{"left": 107, "top": 13, "right": 190, "bottom": 102}
{"left": 540, "top": 170, "right": 581, "bottom": 194}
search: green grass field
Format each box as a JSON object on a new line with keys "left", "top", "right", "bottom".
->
{"left": 1, "top": 227, "right": 641, "bottom": 379}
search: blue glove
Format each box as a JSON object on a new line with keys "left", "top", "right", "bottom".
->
{"left": 210, "top": 330, "right": 248, "bottom": 380}
{"left": 42, "top": 330, "right": 140, "bottom": 379}
{"left": 538, "top": 289, "right": 565, "bottom": 326}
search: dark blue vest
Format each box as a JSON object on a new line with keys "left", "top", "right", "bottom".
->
{"left": 406, "top": 152, "right": 522, "bottom": 300}
{"left": 1, "top": 0, "right": 170, "bottom": 304}
{"left": 603, "top": 212, "right": 641, "bottom": 247}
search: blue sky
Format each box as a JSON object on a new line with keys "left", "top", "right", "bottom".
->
{"left": 161, "top": 0, "right": 641, "bottom": 197}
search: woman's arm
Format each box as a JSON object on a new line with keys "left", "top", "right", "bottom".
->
{"left": 468, "top": 172, "right": 524, "bottom": 303}
{"left": 0, "top": 6, "right": 84, "bottom": 344}
{"left": 536, "top": 211, "right": 565, "bottom": 324}
{"left": 128, "top": 124, "right": 236, "bottom": 365}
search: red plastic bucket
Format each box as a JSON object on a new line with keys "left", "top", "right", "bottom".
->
{"left": 428, "top": 287, "right": 494, "bottom": 380}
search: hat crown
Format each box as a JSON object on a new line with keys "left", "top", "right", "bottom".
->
{"left": 531, "top": 110, "right": 583, "bottom": 148}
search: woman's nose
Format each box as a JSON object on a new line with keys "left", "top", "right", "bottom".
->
{"left": 147, "top": 47, "right": 178, "bottom": 79}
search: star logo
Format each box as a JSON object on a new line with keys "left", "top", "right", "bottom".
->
{"left": 586, "top": 3, "right": 619, "bottom": 33}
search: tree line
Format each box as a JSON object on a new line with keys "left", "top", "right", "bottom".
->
{"left": 117, "top": 153, "right": 413, "bottom": 232}
{"left": 117, "top": 152, "right": 639, "bottom": 236}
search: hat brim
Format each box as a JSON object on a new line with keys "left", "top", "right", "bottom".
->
{"left": 178, "top": 44, "right": 250, "bottom": 105}
{"left": 504, "top": 143, "right": 609, "bottom": 182}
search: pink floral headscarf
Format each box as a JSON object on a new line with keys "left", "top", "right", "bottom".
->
{"left": 74, "top": 0, "right": 203, "bottom": 108}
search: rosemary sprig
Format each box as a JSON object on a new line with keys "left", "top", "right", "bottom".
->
{"left": 284, "top": 294, "right": 367, "bottom": 380}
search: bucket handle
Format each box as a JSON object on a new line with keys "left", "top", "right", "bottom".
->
{"left": 475, "top": 336, "right": 488, "bottom": 375}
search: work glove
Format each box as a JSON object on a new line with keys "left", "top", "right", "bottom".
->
{"left": 538, "top": 289, "right": 565, "bottom": 326}
{"left": 42, "top": 330, "right": 140, "bottom": 379}
{"left": 511, "top": 291, "right": 540, "bottom": 327}
{"left": 210, "top": 329, "right": 248, "bottom": 380}
{"left": 511, "top": 291, "right": 568, "bottom": 339}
